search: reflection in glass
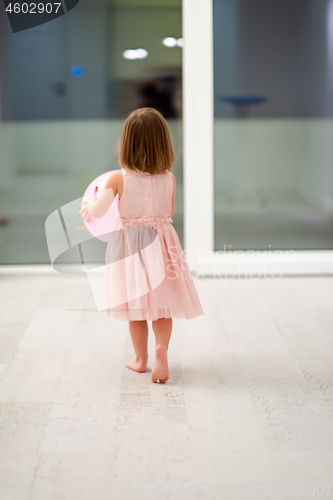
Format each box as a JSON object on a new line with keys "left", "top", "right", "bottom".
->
{"left": 214, "top": 0, "right": 333, "bottom": 251}
{"left": 0, "top": 0, "right": 183, "bottom": 264}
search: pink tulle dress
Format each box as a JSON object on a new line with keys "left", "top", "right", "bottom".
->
{"left": 105, "top": 166, "right": 204, "bottom": 321}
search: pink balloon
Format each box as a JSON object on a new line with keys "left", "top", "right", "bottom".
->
{"left": 81, "top": 170, "right": 119, "bottom": 242}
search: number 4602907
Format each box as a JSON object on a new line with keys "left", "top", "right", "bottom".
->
{"left": 5, "top": 3, "right": 62, "bottom": 14}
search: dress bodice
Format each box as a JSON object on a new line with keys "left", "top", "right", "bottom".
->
{"left": 117, "top": 167, "right": 173, "bottom": 220}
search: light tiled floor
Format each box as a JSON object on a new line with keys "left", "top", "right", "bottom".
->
{"left": 0, "top": 274, "right": 332, "bottom": 500}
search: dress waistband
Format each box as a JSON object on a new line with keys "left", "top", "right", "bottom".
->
{"left": 120, "top": 216, "right": 173, "bottom": 230}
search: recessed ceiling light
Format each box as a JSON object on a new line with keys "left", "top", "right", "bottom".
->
{"left": 136, "top": 48, "right": 148, "bottom": 59}
{"left": 123, "top": 49, "right": 138, "bottom": 60}
{"left": 177, "top": 38, "right": 184, "bottom": 47}
{"left": 123, "top": 48, "right": 148, "bottom": 60}
{"left": 162, "top": 37, "right": 177, "bottom": 47}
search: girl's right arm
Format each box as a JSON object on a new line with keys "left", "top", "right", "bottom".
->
{"left": 81, "top": 170, "right": 121, "bottom": 220}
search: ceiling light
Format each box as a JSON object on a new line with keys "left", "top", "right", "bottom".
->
{"left": 162, "top": 37, "right": 177, "bottom": 47}
{"left": 123, "top": 48, "right": 148, "bottom": 60}
{"left": 136, "top": 48, "right": 148, "bottom": 59}
{"left": 123, "top": 49, "right": 138, "bottom": 60}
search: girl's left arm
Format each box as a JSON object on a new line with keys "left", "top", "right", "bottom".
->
{"left": 78, "top": 170, "right": 120, "bottom": 220}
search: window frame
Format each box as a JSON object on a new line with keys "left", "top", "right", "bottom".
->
{"left": 182, "top": 0, "right": 333, "bottom": 277}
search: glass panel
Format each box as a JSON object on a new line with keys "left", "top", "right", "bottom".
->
{"left": 0, "top": 0, "right": 183, "bottom": 265}
{"left": 213, "top": 0, "right": 333, "bottom": 251}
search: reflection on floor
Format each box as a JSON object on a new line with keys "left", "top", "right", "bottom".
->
{"left": 215, "top": 190, "right": 333, "bottom": 250}
{"left": 0, "top": 274, "right": 332, "bottom": 499}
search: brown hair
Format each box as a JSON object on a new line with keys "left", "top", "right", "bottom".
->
{"left": 119, "top": 107, "right": 174, "bottom": 175}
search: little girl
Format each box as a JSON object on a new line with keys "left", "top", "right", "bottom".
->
{"left": 79, "top": 108, "right": 204, "bottom": 384}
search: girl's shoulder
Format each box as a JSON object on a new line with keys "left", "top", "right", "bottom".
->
{"left": 105, "top": 168, "right": 122, "bottom": 184}
{"left": 104, "top": 169, "right": 123, "bottom": 193}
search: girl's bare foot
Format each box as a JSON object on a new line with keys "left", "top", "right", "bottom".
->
{"left": 125, "top": 357, "right": 147, "bottom": 373}
{"left": 151, "top": 344, "right": 169, "bottom": 383}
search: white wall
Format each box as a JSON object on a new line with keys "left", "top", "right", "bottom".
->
{"left": 296, "top": 120, "right": 333, "bottom": 212}
{"left": 213, "top": 119, "right": 333, "bottom": 213}
{"left": 0, "top": 119, "right": 183, "bottom": 196}
{"left": 1, "top": 118, "right": 332, "bottom": 214}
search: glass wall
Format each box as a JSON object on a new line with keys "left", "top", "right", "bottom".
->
{"left": 0, "top": 0, "right": 183, "bottom": 265}
{"left": 213, "top": 0, "right": 333, "bottom": 251}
